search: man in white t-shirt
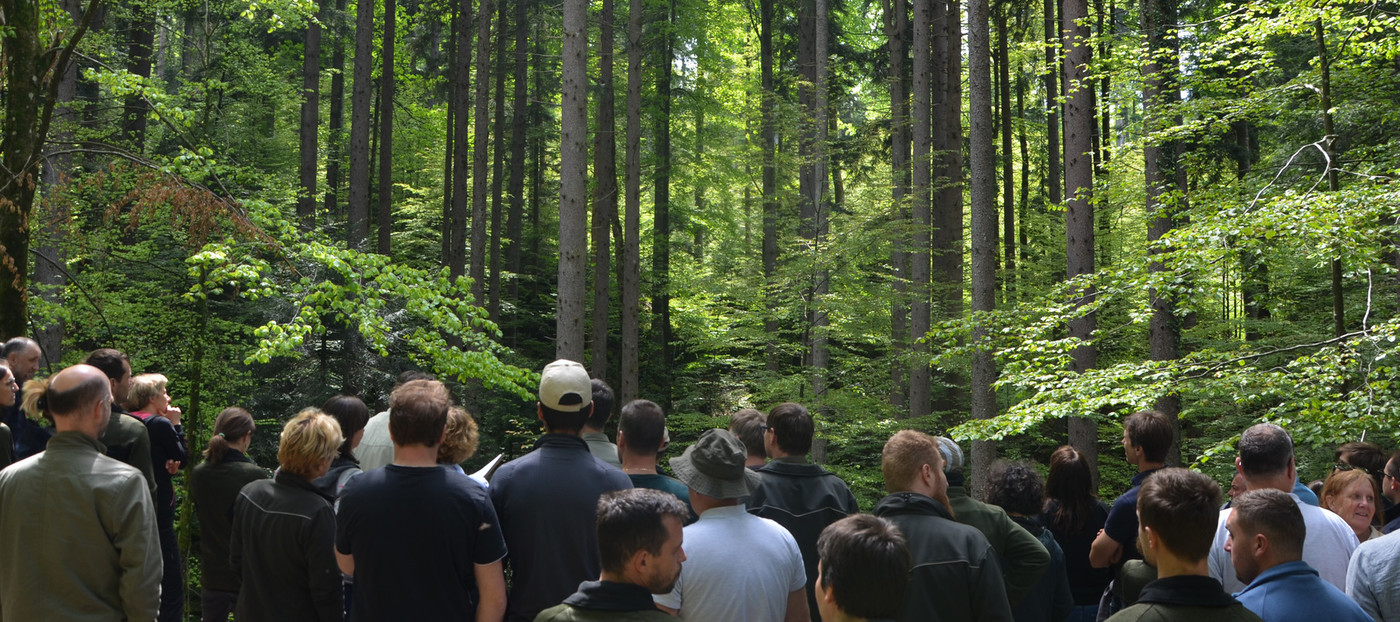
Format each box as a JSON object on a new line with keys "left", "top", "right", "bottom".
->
{"left": 655, "top": 429, "right": 809, "bottom": 622}
{"left": 1209, "top": 423, "right": 1358, "bottom": 593}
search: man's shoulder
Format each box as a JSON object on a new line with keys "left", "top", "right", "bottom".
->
{"left": 1109, "top": 602, "right": 1261, "bottom": 622}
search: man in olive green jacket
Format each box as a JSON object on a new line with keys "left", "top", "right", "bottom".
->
{"left": 535, "top": 489, "right": 688, "bottom": 621}
{"left": 937, "top": 437, "right": 1051, "bottom": 605}
{"left": 0, "top": 364, "right": 161, "bottom": 622}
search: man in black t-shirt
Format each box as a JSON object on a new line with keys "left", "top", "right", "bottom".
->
{"left": 336, "top": 379, "right": 508, "bottom": 622}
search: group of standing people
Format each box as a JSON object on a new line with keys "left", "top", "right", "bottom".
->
{"left": 6, "top": 338, "right": 1400, "bottom": 622}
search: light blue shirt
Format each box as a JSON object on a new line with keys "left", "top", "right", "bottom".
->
{"left": 1347, "top": 531, "right": 1400, "bottom": 621}
{"left": 1235, "top": 561, "right": 1370, "bottom": 622}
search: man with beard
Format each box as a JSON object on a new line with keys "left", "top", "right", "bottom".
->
{"left": 536, "top": 489, "right": 689, "bottom": 621}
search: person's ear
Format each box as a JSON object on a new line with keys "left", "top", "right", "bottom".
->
{"left": 1235, "top": 456, "right": 1244, "bottom": 474}
{"left": 616, "top": 430, "right": 628, "bottom": 452}
{"left": 1253, "top": 532, "right": 1269, "bottom": 558}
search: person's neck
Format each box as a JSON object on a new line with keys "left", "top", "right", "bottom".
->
{"left": 691, "top": 494, "right": 738, "bottom": 515}
{"left": 393, "top": 443, "right": 441, "bottom": 467}
{"left": 1138, "top": 460, "right": 1167, "bottom": 473}
{"left": 545, "top": 427, "right": 582, "bottom": 438}
{"left": 599, "top": 570, "right": 635, "bottom": 585}
{"left": 582, "top": 424, "right": 605, "bottom": 435}
{"left": 745, "top": 455, "right": 766, "bottom": 468}
{"left": 1154, "top": 552, "right": 1209, "bottom": 579}
{"left": 619, "top": 451, "right": 658, "bottom": 475}
{"left": 1245, "top": 474, "right": 1294, "bottom": 494}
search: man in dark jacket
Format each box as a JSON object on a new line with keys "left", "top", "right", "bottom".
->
{"left": 1105, "top": 468, "right": 1260, "bottom": 622}
{"left": 492, "top": 359, "right": 634, "bottom": 622}
{"left": 872, "top": 430, "right": 1014, "bottom": 622}
{"left": 83, "top": 348, "right": 156, "bottom": 496}
{"left": 536, "top": 488, "right": 688, "bottom": 621}
{"left": 747, "top": 402, "right": 860, "bottom": 622}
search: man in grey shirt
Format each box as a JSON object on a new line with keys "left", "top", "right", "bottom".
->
{"left": 1347, "top": 531, "right": 1400, "bottom": 621}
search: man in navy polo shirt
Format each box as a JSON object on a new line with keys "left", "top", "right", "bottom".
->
{"left": 491, "top": 360, "right": 633, "bottom": 622}
{"left": 1091, "top": 410, "right": 1173, "bottom": 568}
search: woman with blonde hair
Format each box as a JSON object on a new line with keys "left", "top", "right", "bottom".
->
{"left": 125, "top": 373, "right": 190, "bottom": 622}
{"left": 189, "top": 407, "right": 267, "bottom": 622}
{"left": 230, "top": 408, "right": 344, "bottom": 621}
{"left": 1323, "top": 468, "right": 1383, "bottom": 542}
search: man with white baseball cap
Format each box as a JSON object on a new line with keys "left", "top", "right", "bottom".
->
{"left": 655, "top": 428, "right": 810, "bottom": 622}
{"left": 490, "top": 359, "right": 633, "bottom": 622}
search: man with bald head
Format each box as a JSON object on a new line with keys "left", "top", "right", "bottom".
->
{"left": 2, "top": 337, "right": 52, "bottom": 460}
{"left": 0, "top": 364, "right": 161, "bottom": 621}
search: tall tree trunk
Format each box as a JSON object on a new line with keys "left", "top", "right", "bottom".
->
{"left": 490, "top": 0, "right": 509, "bottom": 321}
{"left": 507, "top": 0, "right": 529, "bottom": 298}
{"left": 622, "top": 0, "right": 643, "bottom": 403}
{"left": 693, "top": 88, "right": 706, "bottom": 260}
{"left": 969, "top": 0, "right": 999, "bottom": 495}
{"left": 450, "top": 1, "right": 472, "bottom": 277}
{"left": 472, "top": 0, "right": 494, "bottom": 303}
{"left": 1043, "top": 0, "right": 1060, "bottom": 205}
{"left": 930, "top": 0, "right": 964, "bottom": 412}
{"left": 652, "top": 0, "right": 674, "bottom": 395}
{"left": 299, "top": 3, "right": 323, "bottom": 230}
{"left": 1063, "top": 0, "right": 1098, "bottom": 476}
{"left": 761, "top": 0, "right": 779, "bottom": 372}
{"left": 348, "top": 0, "right": 375, "bottom": 250}
{"left": 559, "top": 0, "right": 589, "bottom": 361}
{"left": 1143, "top": 0, "right": 1184, "bottom": 468}
{"left": 1017, "top": 60, "right": 1030, "bottom": 261}
{"left": 886, "top": 0, "right": 910, "bottom": 410}
{"left": 123, "top": 4, "right": 156, "bottom": 149}
{"left": 811, "top": 0, "right": 830, "bottom": 403}
{"left": 909, "top": 0, "right": 932, "bottom": 419}
{"left": 1316, "top": 19, "right": 1343, "bottom": 338}
{"left": 326, "top": 0, "right": 347, "bottom": 219}
{"left": 376, "top": 0, "right": 397, "bottom": 255}
{"left": 997, "top": 3, "right": 1015, "bottom": 298}
{"left": 592, "top": 0, "right": 618, "bottom": 378}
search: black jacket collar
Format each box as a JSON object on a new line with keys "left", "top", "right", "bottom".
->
{"left": 562, "top": 581, "right": 661, "bottom": 612}
{"left": 874, "top": 492, "right": 955, "bottom": 520}
{"left": 1135, "top": 575, "right": 1237, "bottom": 608}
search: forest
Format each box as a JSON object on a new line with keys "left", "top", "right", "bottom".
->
{"left": 1, "top": 0, "right": 1399, "bottom": 600}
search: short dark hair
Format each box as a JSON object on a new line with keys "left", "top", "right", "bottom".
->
{"left": 1124, "top": 410, "right": 1173, "bottom": 463}
{"left": 587, "top": 378, "right": 615, "bottom": 428}
{"left": 767, "top": 402, "right": 813, "bottom": 456}
{"left": 729, "top": 409, "right": 766, "bottom": 458}
{"left": 82, "top": 348, "right": 129, "bottom": 381}
{"left": 389, "top": 379, "right": 452, "bottom": 447}
{"left": 1389, "top": 450, "right": 1400, "bottom": 479}
{"left": 394, "top": 370, "right": 436, "bottom": 388}
{"left": 1238, "top": 423, "right": 1294, "bottom": 478}
{"left": 985, "top": 461, "right": 1045, "bottom": 516}
{"left": 596, "top": 488, "right": 689, "bottom": 575}
{"left": 619, "top": 399, "right": 667, "bottom": 456}
{"left": 322, "top": 395, "right": 370, "bottom": 459}
{"left": 1336, "top": 442, "right": 1387, "bottom": 490}
{"left": 1232, "top": 488, "right": 1306, "bottom": 560}
{"left": 816, "top": 514, "right": 911, "bottom": 620}
{"left": 2, "top": 337, "right": 37, "bottom": 357}
{"left": 540, "top": 401, "right": 592, "bottom": 433}
{"left": 1137, "top": 468, "right": 1220, "bottom": 562}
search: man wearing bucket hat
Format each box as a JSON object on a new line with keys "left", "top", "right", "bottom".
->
{"left": 491, "top": 360, "right": 634, "bottom": 622}
{"left": 654, "top": 428, "right": 809, "bottom": 622}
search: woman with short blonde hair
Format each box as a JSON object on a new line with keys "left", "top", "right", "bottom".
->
{"left": 437, "top": 406, "right": 480, "bottom": 467}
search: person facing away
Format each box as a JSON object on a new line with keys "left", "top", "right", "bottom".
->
{"left": 654, "top": 428, "right": 809, "bottom": 622}
{"left": 0, "top": 364, "right": 162, "bottom": 622}
{"left": 1040, "top": 445, "right": 1114, "bottom": 622}
{"left": 937, "top": 436, "right": 1051, "bottom": 605}
{"left": 1225, "top": 488, "right": 1371, "bottom": 622}
{"left": 491, "top": 359, "right": 633, "bottom": 622}
{"left": 337, "top": 379, "right": 508, "bottom": 622}
{"left": 312, "top": 394, "right": 370, "bottom": 502}
{"left": 746, "top": 401, "right": 861, "bottom": 622}
{"left": 1207, "top": 423, "right": 1358, "bottom": 593}
{"left": 729, "top": 408, "right": 768, "bottom": 469}
{"left": 536, "top": 488, "right": 690, "bottom": 621}
{"left": 985, "top": 460, "right": 1075, "bottom": 622}
{"left": 83, "top": 347, "right": 156, "bottom": 496}
{"left": 189, "top": 406, "right": 268, "bottom": 622}
{"left": 1346, "top": 513, "right": 1400, "bottom": 620}
{"left": 582, "top": 378, "right": 622, "bottom": 468}
{"left": 126, "top": 372, "right": 190, "bottom": 622}
{"left": 813, "top": 514, "right": 912, "bottom": 622}
{"left": 1091, "top": 410, "right": 1174, "bottom": 570}
{"left": 355, "top": 370, "right": 435, "bottom": 471}
{"left": 230, "top": 408, "right": 344, "bottom": 622}
{"left": 2, "top": 337, "right": 51, "bottom": 460}
{"left": 872, "top": 430, "right": 1013, "bottom": 622}
{"left": 1104, "top": 468, "right": 1261, "bottom": 622}
{"left": 617, "top": 399, "right": 696, "bottom": 522}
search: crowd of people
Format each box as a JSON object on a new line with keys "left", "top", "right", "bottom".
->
{"left": 3, "top": 334, "right": 1400, "bottom": 622}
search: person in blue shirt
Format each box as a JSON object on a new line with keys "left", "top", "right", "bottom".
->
{"left": 1226, "top": 488, "right": 1371, "bottom": 622}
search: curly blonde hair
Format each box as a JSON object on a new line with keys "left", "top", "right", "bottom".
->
{"left": 437, "top": 406, "right": 480, "bottom": 465}
{"left": 278, "top": 408, "right": 344, "bottom": 479}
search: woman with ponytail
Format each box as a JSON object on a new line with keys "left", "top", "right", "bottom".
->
{"left": 189, "top": 407, "right": 268, "bottom": 622}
